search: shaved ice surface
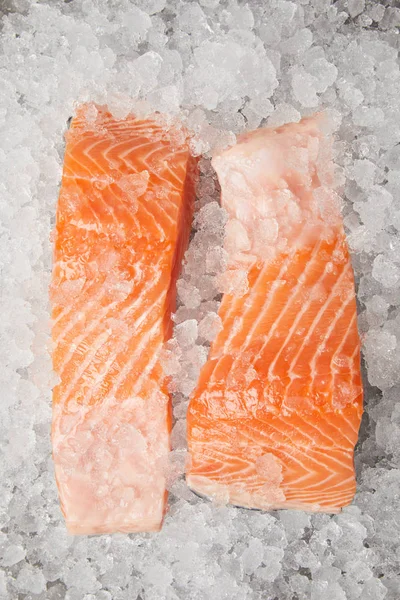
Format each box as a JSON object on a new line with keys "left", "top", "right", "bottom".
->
{"left": 1, "top": 0, "right": 399, "bottom": 599}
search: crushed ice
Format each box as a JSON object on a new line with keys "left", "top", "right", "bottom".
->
{"left": 1, "top": 0, "right": 400, "bottom": 598}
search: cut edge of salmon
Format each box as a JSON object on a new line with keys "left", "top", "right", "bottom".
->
{"left": 66, "top": 516, "right": 163, "bottom": 536}
{"left": 186, "top": 476, "right": 344, "bottom": 514}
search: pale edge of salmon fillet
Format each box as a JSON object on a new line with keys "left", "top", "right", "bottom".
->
{"left": 186, "top": 115, "right": 363, "bottom": 514}
{"left": 50, "top": 103, "right": 197, "bottom": 534}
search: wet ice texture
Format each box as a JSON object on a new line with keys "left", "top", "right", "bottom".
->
{"left": 0, "top": 0, "right": 399, "bottom": 598}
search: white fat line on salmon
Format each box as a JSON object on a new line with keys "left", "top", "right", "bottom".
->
{"left": 241, "top": 412, "right": 325, "bottom": 449}
{"left": 287, "top": 456, "right": 355, "bottom": 491}
{"left": 309, "top": 291, "right": 356, "bottom": 380}
{"left": 64, "top": 147, "right": 95, "bottom": 180}
{"left": 118, "top": 140, "right": 185, "bottom": 193}
{"left": 279, "top": 409, "right": 352, "bottom": 448}
{"left": 336, "top": 402, "right": 361, "bottom": 437}
{"left": 264, "top": 239, "right": 342, "bottom": 379}
{"left": 252, "top": 246, "right": 332, "bottom": 372}
{"left": 138, "top": 191, "right": 177, "bottom": 234}
{"left": 55, "top": 290, "right": 123, "bottom": 372}
{"left": 61, "top": 176, "right": 104, "bottom": 230}
{"left": 69, "top": 162, "right": 125, "bottom": 233}
{"left": 57, "top": 320, "right": 165, "bottom": 447}
{"left": 270, "top": 447, "right": 347, "bottom": 488}
{"left": 57, "top": 328, "right": 112, "bottom": 406}
{"left": 209, "top": 219, "right": 314, "bottom": 382}
{"left": 57, "top": 272, "right": 165, "bottom": 390}
{"left": 104, "top": 318, "right": 163, "bottom": 401}
{"left": 54, "top": 258, "right": 159, "bottom": 351}
{"left": 52, "top": 276, "right": 103, "bottom": 328}
{"left": 79, "top": 138, "right": 112, "bottom": 176}
{"left": 53, "top": 250, "right": 142, "bottom": 337}
{"left": 56, "top": 264, "right": 165, "bottom": 391}
{"left": 330, "top": 312, "right": 358, "bottom": 373}
{"left": 291, "top": 408, "right": 357, "bottom": 448}
{"left": 285, "top": 483, "right": 355, "bottom": 500}
{"left": 193, "top": 446, "right": 256, "bottom": 471}
{"left": 106, "top": 138, "right": 156, "bottom": 171}
{"left": 82, "top": 294, "right": 167, "bottom": 407}
{"left": 206, "top": 251, "right": 295, "bottom": 383}
{"left": 329, "top": 312, "right": 362, "bottom": 402}
{"left": 284, "top": 261, "right": 352, "bottom": 380}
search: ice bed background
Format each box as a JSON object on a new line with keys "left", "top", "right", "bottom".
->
{"left": 1, "top": 0, "right": 400, "bottom": 598}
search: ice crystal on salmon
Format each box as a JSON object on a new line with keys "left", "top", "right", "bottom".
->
{"left": 187, "top": 116, "right": 363, "bottom": 513}
{"left": 51, "top": 104, "right": 197, "bottom": 534}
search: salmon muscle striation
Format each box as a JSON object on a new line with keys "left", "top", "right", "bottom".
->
{"left": 51, "top": 104, "right": 197, "bottom": 534}
{"left": 187, "top": 116, "right": 363, "bottom": 514}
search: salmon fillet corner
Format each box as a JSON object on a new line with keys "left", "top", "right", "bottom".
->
{"left": 51, "top": 104, "right": 197, "bottom": 534}
{"left": 187, "top": 116, "right": 363, "bottom": 514}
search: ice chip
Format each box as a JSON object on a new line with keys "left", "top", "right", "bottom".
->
{"left": 16, "top": 565, "right": 47, "bottom": 595}
{"left": 292, "top": 69, "right": 319, "bottom": 107}
{"left": 353, "top": 106, "right": 385, "bottom": 128}
{"left": 241, "top": 538, "right": 264, "bottom": 575}
{"left": 269, "top": 103, "right": 301, "bottom": 127}
{"left": 117, "top": 171, "right": 149, "bottom": 202}
{"left": 353, "top": 159, "right": 376, "bottom": 190}
{"left": 175, "top": 319, "right": 198, "bottom": 348}
{"left": 198, "top": 312, "right": 223, "bottom": 342}
{"left": 348, "top": 0, "right": 366, "bottom": 19}
{"left": 206, "top": 246, "right": 228, "bottom": 274}
{"left": 281, "top": 28, "right": 313, "bottom": 55}
{"left": 372, "top": 255, "right": 400, "bottom": 288}
{"left": 361, "top": 578, "right": 388, "bottom": 600}
{"left": 306, "top": 58, "right": 338, "bottom": 93}
{"left": 177, "top": 279, "right": 202, "bottom": 309}
{"left": 225, "top": 218, "right": 251, "bottom": 254}
{"left": 1, "top": 544, "right": 26, "bottom": 567}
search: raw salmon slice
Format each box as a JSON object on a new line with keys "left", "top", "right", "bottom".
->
{"left": 51, "top": 104, "right": 196, "bottom": 534}
{"left": 187, "top": 116, "right": 363, "bottom": 513}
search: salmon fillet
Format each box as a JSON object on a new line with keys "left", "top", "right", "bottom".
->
{"left": 51, "top": 104, "right": 196, "bottom": 534}
{"left": 187, "top": 116, "right": 363, "bottom": 513}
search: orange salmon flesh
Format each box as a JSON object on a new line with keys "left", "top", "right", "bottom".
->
{"left": 51, "top": 104, "right": 197, "bottom": 534}
{"left": 186, "top": 116, "right": 363, "bottom": 513}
